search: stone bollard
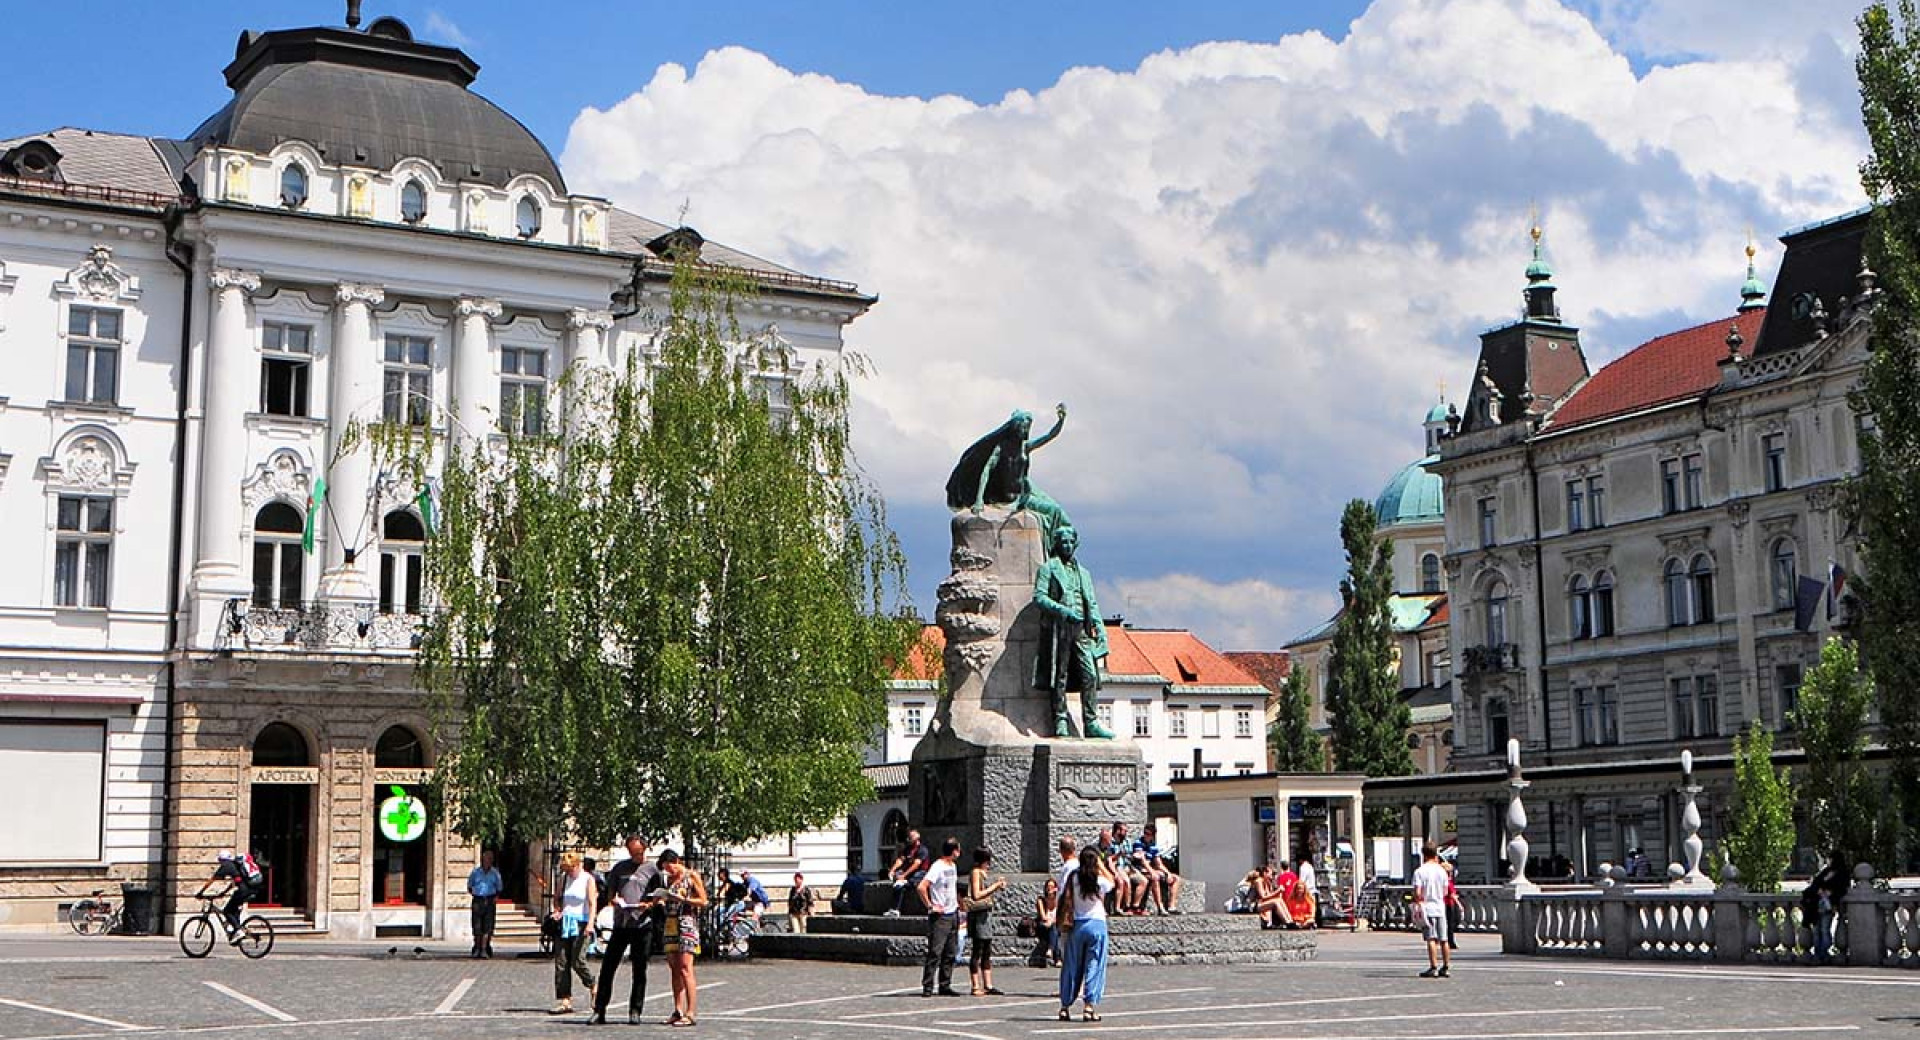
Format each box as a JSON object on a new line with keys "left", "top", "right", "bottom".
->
{"left": 1712, "top": 863, "right": 1745, "bottom": 962}
{"left": 1845, "top": 862, "right": 1880, "bottom": 968}
{"left": 1601, "top": 864, "right": 1632, "bottom": 959}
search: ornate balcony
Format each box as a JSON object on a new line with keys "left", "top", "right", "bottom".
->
{"left": 216, "top": 598, "right": 429, "bottom": 654}
{"left": 1460, "top": 642, "right": 1520, "bottom": 676}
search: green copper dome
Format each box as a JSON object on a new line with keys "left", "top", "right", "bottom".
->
{"left": 1425, "top": 401, "right": 1450, "bottom": 423}
{"left": 1374, "top": 454, "right": 1444, "bottom": 529}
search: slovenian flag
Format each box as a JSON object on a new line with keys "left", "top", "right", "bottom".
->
{"left": 1828, "top": 560, "right": 1847, "bottom": 620}
{"left": 303, "top": 474, "right": 327, "bottom": 554}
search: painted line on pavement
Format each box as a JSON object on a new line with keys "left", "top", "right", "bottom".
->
{"left": 925, "top": 985, "right": 1220, "bottom": 1024}
{"left": 724, "top": 1015, "right": 1003, "bottom": 1040}
{"left": 985, "top": 989, "right": 1423, "bottom": 1025}
{"left": 0, "top": 998, "right": 148, "bottom": 1032}
{"left": 200, "top": 982, "right": 296, "bottom": 1023}
{"left": 1163, "top": 1029, "right": 1857, "bottom": 1040}
{"left": 431, "top": 978, "right": 475, "bottom": 1015}
{"left": 1305, "top": 958, "right": 1920, "bottom": 987}
{"left": 1029, "top": 1004, "right": 1664, "bottom": 1035}
{"left": 715, "top": 985, "right": 918, "bottom": 1016}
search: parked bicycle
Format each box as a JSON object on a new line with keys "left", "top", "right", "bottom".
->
{"left": 66, "top": 889, "right": 124, "bottom": 936}
{"left": 179, "top": 897, "right": 274, "bottom": 959}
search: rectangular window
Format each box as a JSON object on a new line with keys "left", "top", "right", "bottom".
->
{"left": 260, "top": 322, "right": 312, "bottom": 417}
{"left": 1132, "top": 702, "right": 1152, "bottom": 738}
{"left": 1599, "top": 685, "right": 1618, "bottom": 745}
{"left": 1683, "top": 453, "right": 1704, "bottom": 510}
{"left": 0, "top": 722, "right": 105, "bottom": 861}
{"left": 382, "top": 334, "right": 433, "bottom": 426}
{"left": 64, "top": 306, "right": 122, "bottom": 405}
{"left": 1096, "top": 702, "right": 1113, "bottom": 731}
{"left": 1234, "top": 707, "right": 1253, "bottom": 738}
{"left": 1235, "top": 762, "right": 1255, "bottom": 777}
{"left": 1202, "top": 763, "right": 1221, "bottom": 779}
{"left": 903, "top": 704, "right": 924, "bottom": 736}
{"left": 500, "top": 345, "right": 549, "bottom": 436}
{"left": 1566, "top": 479, "right": 1584, "bottom": 532}
{"left": 1576, "top": 687, "right": 1596, "bottom": 747}
{"left": 1696, "top": 674, "right": 1719, "bottom": 737}
{"left": 1763, "top": 432, "right": 1786, "bottom": 493}
{"left": 1661, "top": 459, "right": 1681, "bottom": 514}
{"left": 1169, "top": 707, "right": 1188, "bottom": 738}
{"left": 1485, "top": 696, "right": 1509, "bottom": 754}
{"left": 1777, "top": 664, "right": 1803, "bottom": 728}
{"left": 1202, "top": 707, "right": 1221, "bottom": 739}
{"left": 1478, "top": 497, "right": 1497, "bottom": 548}
{"left": 1169, "top": 764, "right": 1189, "bottom": 781}
{"left": 53, "top": 495, "right": 112, "bottom": 608}
{"left": 378, "top": 546, "right": 424, "bottom": 615}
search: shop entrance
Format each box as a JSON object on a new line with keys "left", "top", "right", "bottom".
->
{"left": 249, "top": 723, "right": 313, "bottom": 910}
{"left": 372, "top": 726, "right": 429, "bottom": 906}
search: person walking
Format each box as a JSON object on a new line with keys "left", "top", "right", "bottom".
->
{"left": 467, "top": 850, "right": 503, "bottom": 959}
{"left": 1442, "top": 858, "right": 1462, "bottom": 951}
{"left": 658, "top": 850, "right": 708, "bottom": 1027}
{"left": 592, "top": 835, "right": 661, "bottom": 1025}
{"left": 787, "top": 872, "right": 816, "bottom": 934}
{"left": 549, "top": 852, "right": 598, "bottom": 1014}
{"left": 1029, "top": 876, "right": 1061, "bottom": 968}
{"left": 917, "top": 838, "right": 964, "bottom": 997}
{"left": 965, "top": 847, "right": 1007, "bottom": 996}
{"left": 1412, "top": 844, "right": 1452, "bottom": 978}
{"left": 1058, "top": 847, "right": 1115, "bottom": 1022}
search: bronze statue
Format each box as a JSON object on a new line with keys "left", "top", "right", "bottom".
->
{"left": 944, "top": 404, "right": 1072, "bottom": 540}
{"left": 1033, "top": 525, "right": 1112, "bottom": 739}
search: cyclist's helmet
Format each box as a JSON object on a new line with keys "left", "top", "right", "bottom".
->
{"left": 217, "top": 850, "right": 235, "bottom": 860}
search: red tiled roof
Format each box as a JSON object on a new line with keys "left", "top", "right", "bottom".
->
{"left": 1546, "top": 308, "right": 1766, "bottom": 431}
{"left": 1127, "top": 629, "right": 1269, "bottom": 690}
{"left": 1102, "top": 625, "right": 1161, "bottom": 678}
{"left": 1420, "top": 599, "right": 1450, "bottom": 630}
{"left": 891, "top": 625, "right": 945, "bottom": 682}
{"left": 1222, "top": 651, "right": 1291, "bottom": 696}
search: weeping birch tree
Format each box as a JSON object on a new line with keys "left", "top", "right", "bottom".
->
{"left": 391, "top": 265, "right": 914, "bottom": 851}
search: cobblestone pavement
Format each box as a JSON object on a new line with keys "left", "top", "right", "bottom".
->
{"left": 0, "top": 931, "right": 1914, "bottom": 1038}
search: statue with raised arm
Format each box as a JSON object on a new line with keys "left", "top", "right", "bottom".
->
{"left": 1033, "top": 525, "right": 1113, "bottom": 739}
{"left": 943, "top": 404, "right": 1072, "bottom": 540}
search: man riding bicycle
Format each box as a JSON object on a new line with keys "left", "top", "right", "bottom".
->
{"left": 198, "top": 850, "right": 264, "bottom": 938}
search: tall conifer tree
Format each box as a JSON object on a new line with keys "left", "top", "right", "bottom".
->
{"left": 1854, "top": 0, "right": 1920, "bottom": 857}
{"left": 1268, "top": 669, "right": 1327, "bottom": 773}
{"left": 1324, "top": 499, "right": 1413, "bottom": 832}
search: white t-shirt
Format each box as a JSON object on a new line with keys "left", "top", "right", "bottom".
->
{"left": 1412, "top": 861, "right": 1450, "bottom": 917}
{"left": 1298, "top": 861, "right": 1317, "bottom": 893}
{"left": 1064, "top": 870, "right": 1116, "bottom": 921}
{"left": 923, "top": 858, "right": 959, "bottom": 914}
{"left": 1055, "top": 857, "right": 1079, "bottom": 893}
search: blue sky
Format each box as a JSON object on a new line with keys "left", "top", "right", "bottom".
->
{"left": 5, "top": 0, "right": 1874, "bottom": 648}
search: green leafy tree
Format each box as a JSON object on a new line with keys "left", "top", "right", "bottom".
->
{"left": 1719, "top": 722, "right": 1796, "bottom": 892}
{"left": 393, "top": 266, "right": 916, "bottom": 851}
{"left": 1855, "top": 0, "right": 1920, "bottom": 862}
{"left": 1324, "top": 499, "right": 1413, "bottom": 832}
{"left": 1795, "top": 637, "right": 1894, "bottom": 871}
{"left": 1268, "top": 668, "right": 1327, "bottom": 773}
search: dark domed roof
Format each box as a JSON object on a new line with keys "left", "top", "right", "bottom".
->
{"left": 191, "top": 23, "right": 564, "bottom": 192}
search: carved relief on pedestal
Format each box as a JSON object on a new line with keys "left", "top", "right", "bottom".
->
{"left": 937, "top": 541, "right": 1000, "bottom": 675}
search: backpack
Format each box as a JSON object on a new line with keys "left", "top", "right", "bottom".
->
{"left": 241, "top": 853, "right": 266, "bottom": 888}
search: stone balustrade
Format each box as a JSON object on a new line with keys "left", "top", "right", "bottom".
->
{"left": 216, "top": 598, "right": 430, "bottom": 653}
{"left": 1366, "top": 883, "right": 1505, "bottom": 934}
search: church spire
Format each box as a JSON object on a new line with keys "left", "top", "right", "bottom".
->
{"left": 1738, "top": 232, "right": 1767, "bottom": 312}
{"left": 1523, "top": 216, "right": 1560, "bottom": 322}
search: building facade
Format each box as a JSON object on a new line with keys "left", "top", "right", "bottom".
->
{"left": 0, "top": 13, "right": 871, "bottom": 933}
{"left": 1380, "top": 215, "right": 1872, "bottom": 883}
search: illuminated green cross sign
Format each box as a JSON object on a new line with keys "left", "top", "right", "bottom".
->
{"left": 377, "top": 785, "right": 426, "bottom": 843}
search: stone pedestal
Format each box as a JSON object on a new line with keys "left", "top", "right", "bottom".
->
{"left": 913, "top": 507, "right": 1146, "bottom": 871}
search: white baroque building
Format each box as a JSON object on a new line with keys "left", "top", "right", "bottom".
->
{"left": 0, "top": 11, "right": 872, "bottom": 934}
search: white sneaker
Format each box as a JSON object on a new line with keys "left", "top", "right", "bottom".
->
{"left": 883, "top": 909, "right": 900, "bottom": 917}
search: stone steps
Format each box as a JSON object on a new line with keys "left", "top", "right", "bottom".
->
{"left": 754, "top": 913, "right": 1315, "bottom": 966}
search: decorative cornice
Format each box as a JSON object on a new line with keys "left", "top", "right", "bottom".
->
{"left": 333, "top": 282, "right": 386, "bottom": 307}
{"left": 567, "top": 307, "right": 615, "bottom": 332}
{"left": 209, "top": 267, "right": 262, "bottom": 294}
{"left": 456, "top": 296, "right": 504, "bottom": 320}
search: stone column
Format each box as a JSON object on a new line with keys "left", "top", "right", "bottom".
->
{"left": 319, "top": 283, "right": 386, "bottom": 602}
{"left": 189, "top": 267, "right": 263, "bottom": 610}
{"left": 564, "top": 307, "right": 614, "bottom": 439}
{"left": 453, "top": 297, "right": 502, "bottom": 443}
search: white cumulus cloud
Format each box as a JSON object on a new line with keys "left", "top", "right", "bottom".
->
{"left": 560, "top": 0, "right": 1867, "bottom": 648}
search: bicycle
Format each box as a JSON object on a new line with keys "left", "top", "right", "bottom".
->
{"left": 715, "top": 902, "right": 758, "bottom": 960}
{"left": 179, "top": 897, "right": 274, "bottom": 959}
{"left": 67, "top": 890, "right": 124, "bottom": 936}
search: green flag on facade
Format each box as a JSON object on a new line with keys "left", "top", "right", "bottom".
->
{"left": 415, "top": 484, "right": 436, "bottom": 535}
{"left": 303, "top": 474, "right": 326, "bottom": 554}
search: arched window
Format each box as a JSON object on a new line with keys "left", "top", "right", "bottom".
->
{"left": 279, "top": 163, "right": 309, "bottom": 209}
{"left": 1690, "top": 555, "right": 1716, "bottom": 624}
{"left": 1569, "top": 575, "right": 1591, "bottom": 640}
{"left": 399, "top": 179, "right": 428, "bottom": 223}
{"left": 375, "top": 725, "right": 426, "bottom": 767}
{"left": 1665, "top": 559, "right": 1689, "bottom": 627}
{"left": 251, "top": 502, "right": 305, "bottom": 608}
{"left": 253, "top": 722, "right": 311, "bottom": 766}
{"left": 514, "top": 195, "right": 542, "bottom": 238}
{"left": 880, "top": 809, "right": 909, "bottom": 870}
{"left": 1406, "top": 732, "right": 1422, "bottom": 751}
{"left": 1485, "top": 580, "right": 1509, "bottom": 648}
{"left": 1591, "top": 571, "right": 1615, "bottom": 637}
{"left": 846, "top": 816, "right": 865, "bottom": 877}
{"left": 1771, "top": 539, "right": 1799, "bottom": 612}
{"left": 379, "top": 510, "right": 426, "bottom": 615}
{"left": 1421, "top": 553, "right": 1441, "bottom": 594}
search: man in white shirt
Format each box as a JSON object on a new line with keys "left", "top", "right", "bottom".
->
{"left": 1054, "top": 835, "right": 1079, "bottom": 891}
{"left": 1411, "top": 844, "right": 1452, "bottom": 978}
{"left": 917, "top": 838, "right": 964, "bottom": 997}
